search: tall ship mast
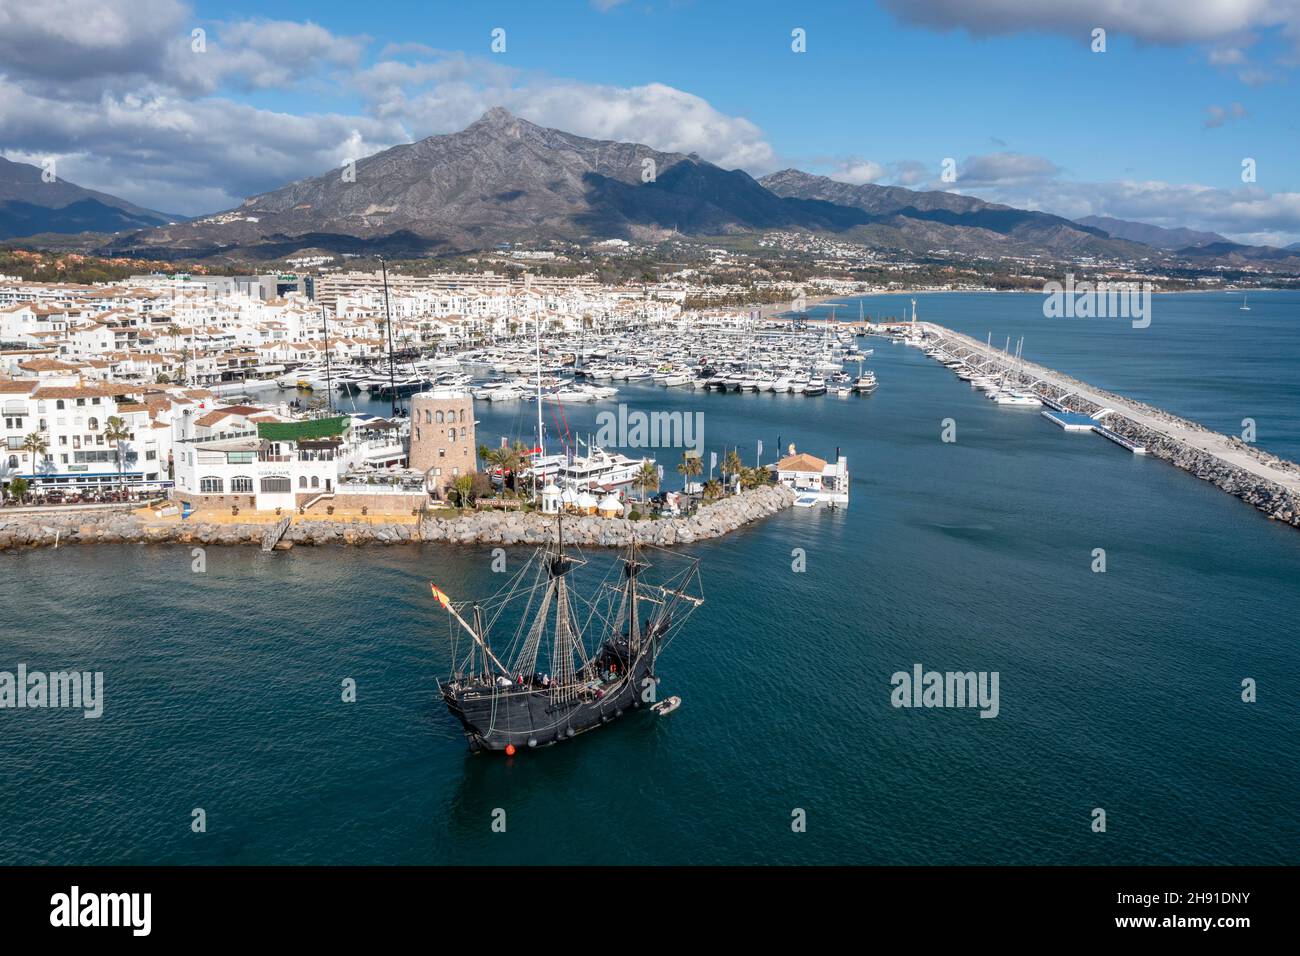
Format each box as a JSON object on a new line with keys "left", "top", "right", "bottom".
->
{"left": 432, "top": 520, "right": 703, "bottom": 752}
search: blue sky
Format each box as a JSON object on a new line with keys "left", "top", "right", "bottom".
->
{"left": 3, "top": 0, "right": 1299, "bottom": 243}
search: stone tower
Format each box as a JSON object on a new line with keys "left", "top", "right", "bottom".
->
{"left": 408, "top": 387, "right": 475, "bottom": 496}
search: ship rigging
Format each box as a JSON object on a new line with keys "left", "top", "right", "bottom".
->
{"left": 432, "top": 519, "right": 703, "bottom": 752}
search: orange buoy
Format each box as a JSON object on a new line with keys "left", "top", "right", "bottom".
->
{"left": 505, "top": 744, "right": 516, "bottom": 756}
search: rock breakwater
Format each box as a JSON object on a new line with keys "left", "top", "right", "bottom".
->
{"left": 0, "top": 484, "right": 796, "bottom": 551}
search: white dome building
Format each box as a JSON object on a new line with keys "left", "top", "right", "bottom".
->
{"left": 575, "top": 491, "right": 599, "bottom": 515}
{"left": 597, "top": 493, "right": 623, "bottom": 518}
{"left": 540, "top": 482, "right": 561, "bottom": 514}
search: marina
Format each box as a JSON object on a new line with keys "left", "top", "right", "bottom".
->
{"left": 5, "top": 0, "right": 1300, "bottom": 914}
{"left": 5, "top": 301, "right": 1299, "bottom": 865}
{"left": 911, "top": 318, "right": 1300, "bottom": 525}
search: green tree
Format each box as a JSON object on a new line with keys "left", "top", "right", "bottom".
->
{"left": 482, "top": 442, "right": 527, "bottom": 496}
{"left": 22, "top": 431, "right": 47, "bottom": 484}
{"left": 633, "top": 460, "right": 659, "bottom": 502}
{"left": 104, "top": 416, "right": 131, "bottom": 493}
{"left": 8, "top": 476, "right": 29, "bottom": 503}
{"left": 723, "top": 448, "right": 744, "bottom": 493}
{"left": 676, "top": 451, "right": 702, "bottom": 491}
{"left": 509, "top": 440, "right": 531, "bottom": 494}
{"left": 450, "top": 473, "right": 475, "bottom": 508}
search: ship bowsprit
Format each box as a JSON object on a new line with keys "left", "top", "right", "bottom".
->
{"left": 430, "top": 519, "right": 702, "bottom": 754}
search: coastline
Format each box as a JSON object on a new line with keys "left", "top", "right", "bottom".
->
{"left": 925, "top": 323, "right": 1300, "bottom": 528}
{"left": 0, "top": 484, "right": 796, "bottom": 552}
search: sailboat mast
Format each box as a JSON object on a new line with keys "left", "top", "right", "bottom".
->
{"left": 535, "top": 304, "right": 544, "bottom": 500}
{"left": 471, "top": 604, "right": 486, "bottom": 679}
{"left": 380, "top": 257, "right": 398, "bottom": 417}
{"left": 320, "top": 301, "right": 334, "bottom": 414}
{"left": 628, "top": 548, "right": 641, "bottom": 656}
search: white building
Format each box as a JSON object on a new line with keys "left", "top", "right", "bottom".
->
{"left": 1, "top": 378, "right": 173, "bottom": 493}
{"left": 772, "top": 448, "right": 850, "bottom": 507}
{"left": 173, "top": 415, "right": 348, "bottom": 511}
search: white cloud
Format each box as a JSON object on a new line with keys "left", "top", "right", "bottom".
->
{"left": 353, "top": 56, "right": 776, "bottom": 171}
{"left": 829, "top": 159, "right": 888, "bottom": 185}
{"left": 1, "top": 0, "right": 1295, "bottom": 247}
{"left": 0, "top": 1, "right": 776, "bottom": 216}
{"left": 972, "top": 178, "right": 1300, "bottom": 245}
{"left": 0, "top": 79, "right": 405, "bottom": 215}
{"left": 1204, "top": 102, "right": 1249, "bottom": 127}
{"left": 957, "top": 152, "right": 1061, "bottom": 186}
{"left": 880, "top": 0, "right": 1300, "bottom": 45}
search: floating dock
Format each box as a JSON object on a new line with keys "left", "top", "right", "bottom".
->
{"left": 916, "top": 325, "right": 1300, "bottom": 520}
{"left": 1041, "top": 410, "right": 1097, "bottom": 432}
{"left": 1040, "top": 409, "right": 1148, "bottom": 453}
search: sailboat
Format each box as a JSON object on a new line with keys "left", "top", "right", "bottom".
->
{"left": 433, "top": 527, "right": 704, "bottom": 753}
{"left": 1240, "top": 294, "right": 1251, "bottom": 311}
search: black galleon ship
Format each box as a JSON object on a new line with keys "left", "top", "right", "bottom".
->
{"left": 431, "top": 521, "right": 704, "bottom": 753}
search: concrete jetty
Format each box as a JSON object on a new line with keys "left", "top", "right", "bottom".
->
{"left": 920, "top": 323, "right": 1300, "bottom": 529}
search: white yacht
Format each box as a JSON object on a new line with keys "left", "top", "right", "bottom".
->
{"left": 558, "top": 446, "right": 650, "bottom": 493}
{"left": 851, "top": 371, "right": 878, "bottom": 393}
{"left": 990, "top": 390, "right": 1043, "bottom": 407}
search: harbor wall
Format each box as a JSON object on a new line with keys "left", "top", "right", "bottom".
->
{"left": 0, "top": 484, "right": 796, "bottom": 551}
{"left": 925, "top": 324, "right": 1300, "bottom": 529}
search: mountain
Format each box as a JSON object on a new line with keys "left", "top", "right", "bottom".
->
{"left": 1170, "top": 240, "right": 1300, "bottom": 268}
{"left": 1074, "top": 217, "right": 1300, "bottom": 268}
{"left": 757, "top": 169, "right": 1145, "bottom": 258}
{"left": 102, "top": 109, "right": 1193, "bottom": 263}
{"left": 0, "top": 157, "right": 177, "bottom": 240}
{"left": 109, "top": 108, "right": 873, "bottom": 258}
{"left": 1075, "top": 215, "right": 1226, "bottom": 250}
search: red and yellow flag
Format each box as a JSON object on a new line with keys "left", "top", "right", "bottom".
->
{"left": 430, "top": 583, "right": 452, "bottom": 609}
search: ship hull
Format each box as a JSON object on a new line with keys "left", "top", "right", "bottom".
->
{"left": 442, "top": 645, "right": 657, "bottom": 752}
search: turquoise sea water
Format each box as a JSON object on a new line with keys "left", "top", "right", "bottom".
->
{"left": 2, "top": 292, "right": 1297, "bottom": 865}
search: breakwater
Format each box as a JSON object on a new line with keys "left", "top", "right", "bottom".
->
{"left": 924, "top": 323, "right": 1300, "bottom": 528}
{"left": 0, "top": 484, "right": 795, "bottom": 551}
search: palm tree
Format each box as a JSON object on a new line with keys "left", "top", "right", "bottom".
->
{"left": 481, "top": 443, "right": 526, "bottom": 496}
{"left": 702, "top": 478, "right": 724, "bottom": 501}
{"left": 22, "top": 431, "right": 47, "bottom": 488}
{"left": 633, "top": 460, "right": 659, "bottom": 502}
{"left": 166, "top": 324, "right": 189, "bottom": 384}
{"left": 676, "top": 451, "right": 702, "bottom": 491}
{"left": 509, "top": 440, "right": 531, "bottom": 494}
{"left": 481, "top": 446, "right": 509, "bottom": 494}
{"left": 103, "top": 416, "right": 131, "bottom": 494}
{"left": 723, "top": 449, "right": 744, "bottom": 493}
